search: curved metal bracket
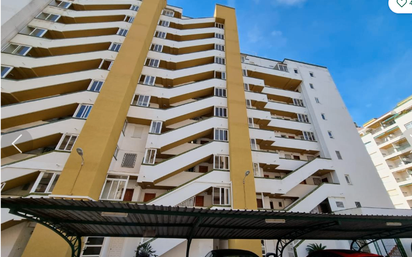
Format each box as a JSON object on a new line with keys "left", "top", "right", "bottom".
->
{"left": 10, "top": 209, "right": 82, "bottom": 257}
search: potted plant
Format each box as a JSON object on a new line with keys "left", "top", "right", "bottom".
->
{"left": 135, "top": 242, "right": 157, "bottom": 257}
{"left": 306, "top": 243, "right": 326, "bottom": 254}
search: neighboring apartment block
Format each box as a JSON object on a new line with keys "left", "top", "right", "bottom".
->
{"left": 1, "top": 0, "right": 409, "bottom": 257}
{"left": 359, "top": 96, "right": 412, "bottom": 209}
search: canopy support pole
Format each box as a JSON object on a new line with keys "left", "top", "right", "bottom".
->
{"left": 186, "top": 216, "right": 202, "bottom": 257}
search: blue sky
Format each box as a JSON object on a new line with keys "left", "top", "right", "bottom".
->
{"left": 168, "top": 0, "right": 412, "bottom": 126}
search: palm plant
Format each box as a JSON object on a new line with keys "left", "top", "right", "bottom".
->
{"left": 135, "top": 242, "right": 157, "bottom": 257}
{"left": 306, "top": 243, "right": 326, "bottom": 254}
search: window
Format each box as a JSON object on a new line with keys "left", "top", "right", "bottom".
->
{"left": 328, "top": 131, "right": 334, "bottom": 139}
{"left": 405, "top": 121, "right": 412, "bottom": 129}
{"left": 125, "top": 16, "right": 135, "bottom": 23}
{"left": 221, "top": 72, "right": 226, "bottom": 80}
{"left": 113, "top": 145, "right": 119, "bottom": 160}
{"left": 215, "top": 107, "right": 227, "bottom": 117}
{"left": 214, "top": 128, "right": 228, "bottom": 141}
{"left": 321, "top": 113, "right": 326, "bottom": 120}
{"left": 74, "top": 104, "right": 92, "bottom": 119}
{"left": 246, "top": 99, "right": 252, "bottom": 108}
{"left": 297, "top": 114, "right": 309, "bottom": 123}
{"left": 303, "top": 131, "right": 316, "bottom": 141}
{"left": 242, "top": 69, "right": 248, "bottom": 77}
{"left": 151, "top": 44, "right": 163, "bottom": 52}
{"left": 215, "top": 57, "right": 225, "bottom": 65}
{"left": 143, "top": 149, "right": 157, "bottom": 164}
{"left": 215, "top": 44, "right": 224, "bottom": 51}
{"left": 36, "top": 12, "right": 60, "bottom": 22}
{"left": 315, "top": 97, "right": 320, "bottom": 104}
{"left": 122, "top": 119, "right": 128, "bottom": 135}
{"left": 309, "top": 72, "right": 314, "bottom": 77}
{"left": 99, "top": 59, "right": 113, "bottom": 70}
{"left": 145, "top": 58, "right": 160, "bottom": 68}
{"left": 88, "top": 80, "right": 103, "bottom": 92}
{"left": 82, "top": 237, "right": 104, "bottom": 256}
{"left": 132, "top": 95, "right": 151, "bottom": 107}
{"left": 57, "top": 1, "right": 71, "bottom": 8}
{"left": 1, "top": 66, "right": 13, "bottom": 78}
{"left": 162, "top": 9, "right": 174, "bottom": 17}
{"left": 57, "top": 134, "right": 78, "bottom": 151}
{"left": 309, "top": 83, "right": 314, "bottom": 89}
{"left": 253, "top": 163, "right": 260, "bottom": 177}
{"left": 241, "top": 56, "right": 245, "bottom": 63}
{"left": 215, "top": 33, "right": 224, "bottom": 39}
{"left": 130, "top": 5, "right": 139, "bottom": 11}
{"left": 355, "top": 201, "right": 362, "bottom": 208}
{"left": 20, "top": 27, "right": 47, "bottom": 37}
{"left": 244, "top": 83, "right": 250, "bottom": 91}
{"left": 292, "top": 98, "right": 304, "bottom": 107}
{"left": 336, "top": 150, "right": 343, "bottom": 160}
{"left": 2, "top": 44, "right": 32, "bottom": 56}
{"left": 121, "top": 153, "right": 137, "bottom": 168}
{"left": 275, "top": 63, "right": 288, "bottom": 72}
{"left": 248, "top": 117, "right": 254, "bottom": 128}
{"left": 31, "top": 172, "right": 60, "bottom": 193}
{"left": 294, "top": 69, "right": 298, "bottom": 74}
{"left": 345, "top": 174, "right": 352, "bottom": 185}
{"left": 140, "top": 75, "right": 156, "bottom": 85}
{"left": 336, "top": 201, "right": 344, "bottom": 208}
{"left": 250, "top": 138, "right": 258, "bottom": 150}
{"left": 100, "top": 175, "right": 128, "bottom": 200}
{"left": 117, "top": 28, "right": 128, "bottom": 36}
{"left": 215, "top": 88, "right": 227, "bottom": 97}
{"left": 213, "top": 187, "right": 230, "bottom": 205}
{"left": 155, "top": 31, "right": 166, "bottom": 39}
{"left": 109, "top": 43, "right": 121, "bottom": 52}
{"left": 150, "top": 121, "right": 163, "bottom": 134}
{"left": 159, "top": 20, "right": 170, "bottom": 27}
{"left": 215, "top": 23, "right": 224, "bottom": 29}
{"left": 214, "top": 155, "right": 229, "bottom": 170}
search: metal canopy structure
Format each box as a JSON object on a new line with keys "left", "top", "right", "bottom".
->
{"left": 2, "top": 198, "right": 412, "bottom": 257}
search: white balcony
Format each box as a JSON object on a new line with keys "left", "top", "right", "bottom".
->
{"left": 272, "top": 136, "right": 320, "bottom": 152}
{"left": 141, "top": 63, "right": 224, "bottom": 80}
{"left": 148, "top": 49, "right": 224, "bottom": 63}
{"left": 268, "top": 118, "right": 312, "bottom": 132}
{"left": 262, "top": 86, "right": 302, "bottom": 99}
{"left": 265, "top": 101, "right": 308, "bottom": 115}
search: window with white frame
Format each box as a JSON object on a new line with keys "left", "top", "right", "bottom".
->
{"left": 113, "top": 145, "right": 119, "bottom": 160}
{"left": 151, "top": 44, "right": 163, "bottom": 52}
{"left": 109, "top": 43, "right": 121, "bottom": 52}
{"left": 130, "top": 5, "right": 139, "bottom": 11}
{"left": 309, "top": 72, "right": 314, "bottom": 77}
{"left": 215, "top": 44, "right": 224, "bottom": 51}
{"left": 221, "top": 72, "right": 226, "bottom": 80}
{"left": 74, "top": 104, "right": 92, "bottom": 119}
{"left": 162, "top": 9, "right": 174, "bottom": 17}
{"left": 242, "top": 69, "right": 248, "bottom": 77}
{"left": 297, "top": 114, "right": 309, "bottom": 123}
{"left": 215, "top": 88, "right": 227, "bottom": 97}
{"left": 241, "top": 56, "right": 245, "bottom": 63}
{"left": 246, "top": 99, "right": 252, "bottom": 108}
{"left": 303, "top": 131, "right": 316, "bottom": 141}
{"left": 57, "top": 1, "right": 71, "bottom": 8}
{"left": 2, "top": 44, "right": 32, "bottom": 56}
{"left": 140, "top": 75, "right": 156, "bottom": 85}
{"left": 244, "top": 83, "right": 250, "bottom": 91}
{"left": 292, "top": 98, "right": 304, "bottom": 107}
{"left": 214, "top": 128, "right": 228, "bottom": 141}
{"left": 36, "top": 12, "right": 60, "bottom": 22}
{"left": 82, "top": 237, "right": 105, "bottom": 256}
{"left": 215, "top": 33, "right": 224, "bottom": 39}
{"left": 88, "top": 80, "right": 103, "bottom": 92}
{"left": 213, "top": 187, "right": 230, "bottom": 205}
{"left": 248, "top": 117, "right": 254, "bottom": 128}
{"left": 214, "top": 155, "right": 229, "bottom": 170}
{"left": 215, "top": 57, "right": 225, "bottom": 65}
{"left": 20, "top": 27, "right": 47, "bottom": 37}
{"left": 336, "top": 150, "right": 342, "bottom": 160}
{"left": 336, "top": 201, "right": 344, "bottom": 208}
{"left": 294, "top": 69, "right": 298, "bottom": 74}
{"left": 215, "top": 107, "right": 227, "bottom": 117}
{"left": 405, "top": 121, "right": 412, "bottom": 129}
{"left": 250, "top": 138, "right": 258, "bottom": 150}
{"left": 117, "top": 28, "right": 128, "bottom": 36}
{"left": 345, "top": 174, "right": 352, "bottom": 185}
{"left": 315, "top": 97, "right": 320, "bottom": 104}
{"left": 145, "top": 58, "right": 160, "bottom": 68}
{"left": 99, "top": 59, "right": 113, "bottom": 70}
{"left": 253, "top": 163, "right": 260, "bottom": 177}
{"left": 143, "top": 149, "right": 157, "bottom": 164}
{"left": 100, "top": 175, "right": 128, "bottom": 200}
{"left": 309, "top": 83, "right": 314, "bottom": 89}
{"left": 155, "top": 31, "right": 167, "bottom": 39}
{"left": 125, "top": 16, "right": 135, "bottom": 23}
{"left": 159, "top": 20, "right": 170, "bottom": 27}
{"left": 328, "top": 131, "right": 334, "bottom": 139}
{"left": 321, "top": 113, "right": 326, "bottom": 120}
{"left": 1, "top": 66, "right": 13, "bottom": 78}
{"left": 355, "top": 202, "right": 361, "bottom": 208}
{"left": 149, "top": 121, "right": 163, "bottom": 134}
{"left": 121, "top": 153, "right": 137, "bottom": 168}
{"left": 132, "top": 95, "right": 150, "bottom": 107}
{"left": 57, "top": 134, "right": 78, "bottom": 151}
{"left": 215, "top": 23, "right": 224, "bottom": 29}
{"left": 31, "top": 172, "right": 60, "bottom": 193}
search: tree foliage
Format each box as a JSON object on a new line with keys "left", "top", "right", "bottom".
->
{"left": 306, "top": 243, "right": 327, "bottom": 254}
{"left": 135, "top": 242, "right": 158, "bottom": 257}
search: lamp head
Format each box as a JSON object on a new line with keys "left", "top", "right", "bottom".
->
{"left": 245, "top": 170, "right": 250, "bottom": 177}
{"left": 76, "top": 148, "right": 84, "bottom": 156}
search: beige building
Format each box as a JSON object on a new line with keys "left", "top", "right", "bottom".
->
{"left": 1, "top": 0, "right": 410, "bottom": 257}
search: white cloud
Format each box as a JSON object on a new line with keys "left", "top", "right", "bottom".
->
{"left": 273, "top": 0, "right": 307, "bottom": 6}
{"left": 271, "top": 30, "right": 283, "bottom": 37}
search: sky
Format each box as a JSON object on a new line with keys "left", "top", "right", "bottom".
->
{"left": 168, "top": 0, "right": 412, "bottom": 126}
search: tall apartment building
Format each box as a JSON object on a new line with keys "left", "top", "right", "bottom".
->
{"left": 1, "top": 0, "right": 409, "bottom": 257}
{"left": 359, "top": 96, "right": 412, "bottom": 209}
